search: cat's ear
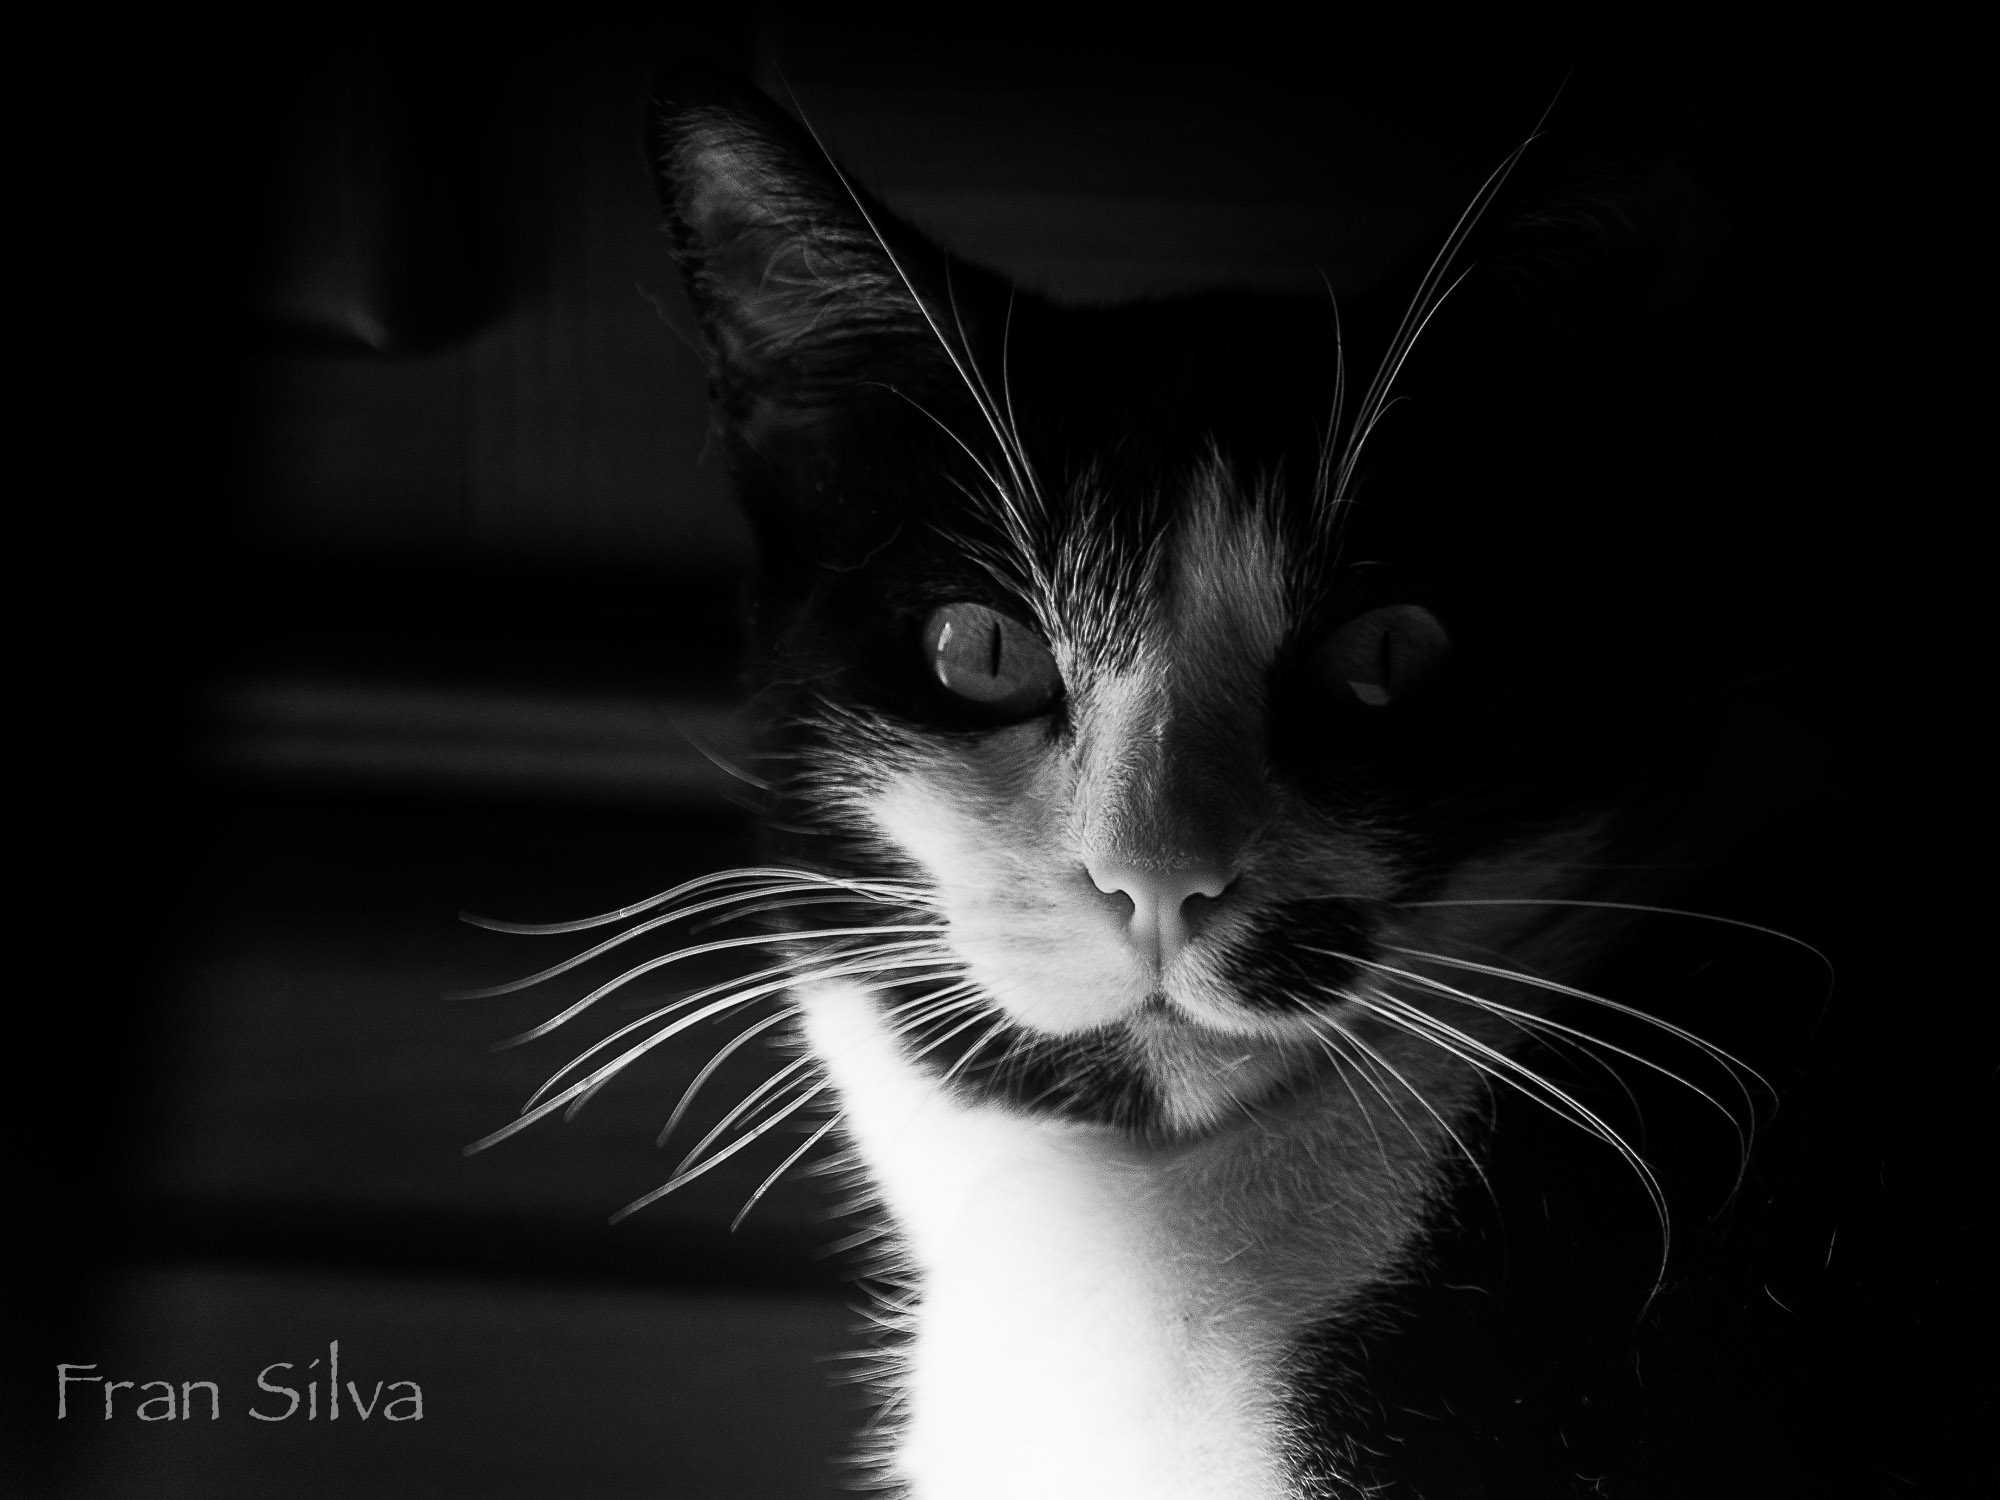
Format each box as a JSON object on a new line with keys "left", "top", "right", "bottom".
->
{"left": 1472, "top": 85, "right": 1736, "bottom": 323}
{"left": 647, "top": 70, "right": 948, "bottom": 444}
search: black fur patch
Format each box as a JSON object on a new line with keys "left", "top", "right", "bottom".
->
{"left": 885, "top": 988, "right": 1163, "bottom": 1131}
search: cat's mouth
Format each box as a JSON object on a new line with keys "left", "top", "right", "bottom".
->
{"left": 884, "top": 966, "right": 1354, "bottom": 1138}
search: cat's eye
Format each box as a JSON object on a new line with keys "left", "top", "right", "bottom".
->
{"left": 921, "top": 602, "right": 1061, "bottom": 715}
{"left": 1312, "top": 604, "right": 1450, "bottom": 706}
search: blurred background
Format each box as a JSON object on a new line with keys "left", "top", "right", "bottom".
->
{"left": 11, "top": 8, "right": 1919, "bottom": 1498}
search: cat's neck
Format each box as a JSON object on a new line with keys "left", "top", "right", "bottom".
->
{"left": 804, "top": 983, "right": 1466, "bottom": 1500}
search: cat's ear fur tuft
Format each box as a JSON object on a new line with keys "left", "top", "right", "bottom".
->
{"left": 648, "top": 70, "right": 944, "bottom": 442}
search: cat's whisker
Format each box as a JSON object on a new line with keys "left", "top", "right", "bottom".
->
{"left": 458, "top": 866, "right": 828, "bottom": 937}
{"left": 1344, "top": 945, "right": 1723, "bottom": 1091}
{"left": 522, "top": 941, "right": 952, "bottom": 1112}
{"left": 1348, "top": 958, "right": 1669, "bottom": 1150}
{"left": 1395, "top": 897, "right": 1832, "bottom": 975}
{"left": 1297, "top": 1018, "right": 1396, "bottom": 1173}
{"left": 784, "top": 93, "right": 1046, "bottom": 545}
{"left": 731, "top": 1112, "right": 845, "bottom": 1231}
{"left": 1309, "top": 268, "right": 1348, "bottom": 521}
{"left": 656, "top": 1007, "right": 797, "bottom": 1148}
{"left": 945, "top": 1021, "right": 1018, "bottom": 1091}
{"left": 688, "top": 891, "right": 860, "bottom": 933}
{"left": 1331, "top": 114, "right": 1548, "bottom": 505}
{"left": 997, "top": 286, "right": 1040, "bottom": 511}
{"left": 931, "top": 1014, "right": 1015, "bottom": 1089}
{"left": 939, "top": 484, "right": 1061, "bottom": 615}
{"left": 885, "top": 994, "right": 986, "bottom": 1043}
{"left": 881, "top": 994, "right": 991, "bottom": 1060}
{"left": 467, "top": 985, "right": 787, "bottom": 1154}
{"left": 887, "top": 386, "right": 1031, "bottom": 532}
{"left": 496, "top": 925, "right": 950, "bottom": 1046}
{"left": 880, "top": 978, "right": 982, "bottom": 1025}
{"left": 477, "top": 947, "right": 959, "bottom": 1148}
{"left": 1321, "top": 1009, "right": 1506, "bottom": 1217}
{"left": 890, "top": 1018, "right": 988, "bottom": 1069}
{"left": 665, "top": 970, "right": 967, "bottom": 1167}
{"left": 456, "top": 880, "right": 862, "bottom": 1001}
{"left": 522, "top": 960, "right": 793, "bottom": 1109}
{"left": 1348, "top": 989, "right": 1673, "bottom": 1264}
{"left": 1377, "top": 945, "right": 1768, "bottom": 1157}
{"left": 764, "top": 872, "right": 941, "bottom": 908}
{"left": 886, "top": 968, "right": 1046, "bottom": 1056}
{"left": 557, "top": 1074, "right": 621, "bottom": 1117}
{"left": 1342, "top": 265, "right": 1473, "bottom": 462}
{"left": 671, "top": 1053, "right": 819, "bottom": 1178}
{"left": 612, "top": 1080, "right": 831, "bottom": 1223}
{"left": 672, "top": 719, "right": 774, "bottom": 792}
{"left": 1354, "top": 988, "right": 1632, "bottom": 1153}
{"left": 1307, "top": 1010, "right": 1491, "bottom": 1191}
{"left": 943, "top": 260, "right": 1043, "bottom": 519}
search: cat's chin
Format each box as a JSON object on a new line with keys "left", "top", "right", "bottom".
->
{"left": 1123, "top": 1005, "right": 1343, "bottom": 1138}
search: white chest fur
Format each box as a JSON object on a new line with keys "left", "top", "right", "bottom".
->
{"left": 803, "top": 982, "right": 1458, "bottom": 1500}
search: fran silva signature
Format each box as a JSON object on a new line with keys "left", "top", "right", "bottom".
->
{"left": 58, "top": 1341, "right": 422, "bottom": 1421}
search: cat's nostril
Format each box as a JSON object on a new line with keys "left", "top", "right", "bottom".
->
{"left": 1089, "top": 877, "right": 1137, "bottom": 923}
{"left": 1084, "top": 858, "right": 1236, "bottom": 971}
{"left": 1180, "top": 882, "right": 1233, "bottom": 939}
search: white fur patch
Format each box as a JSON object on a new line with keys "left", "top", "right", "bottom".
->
{"left": 803, "top": 981, "right": 1458, "bottom": 1500}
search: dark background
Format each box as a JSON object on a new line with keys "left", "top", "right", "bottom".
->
{"left": 11, "top": 8, "right": 1961, "bottom": 1498}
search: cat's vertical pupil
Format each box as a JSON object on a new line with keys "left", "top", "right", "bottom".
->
{"left": 923, "top": 601, "right": 1062, "bottom": 715}
{"left": 1314, "top": 604, "right": 1450, "bottom": 706}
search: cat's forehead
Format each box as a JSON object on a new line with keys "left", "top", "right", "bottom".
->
{"left": 1038, "top": 458, "right": 1292, "bottom": 685}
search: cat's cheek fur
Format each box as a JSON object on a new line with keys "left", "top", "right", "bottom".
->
{"left": 1390, "top": 821, "right": 1623, "bottom": 977}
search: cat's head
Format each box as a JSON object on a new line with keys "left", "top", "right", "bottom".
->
{"left": 650, "top": 73, "right": 1750, "bottom": 1140}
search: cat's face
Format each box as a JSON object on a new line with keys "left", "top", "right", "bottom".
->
{"left": 833, "top": 483, "right": 1621, "bottom": 1135}
{"left": 652, "top": 77, "right": 1727, "bottom": 1141}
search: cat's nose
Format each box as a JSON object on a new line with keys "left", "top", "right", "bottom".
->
{"left": 1085, "top": 857, "right": 1235, "bottom": 972}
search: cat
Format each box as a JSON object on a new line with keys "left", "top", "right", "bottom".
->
{"left": 475, "top": 66, "right": 1976, "bottom": 1498}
